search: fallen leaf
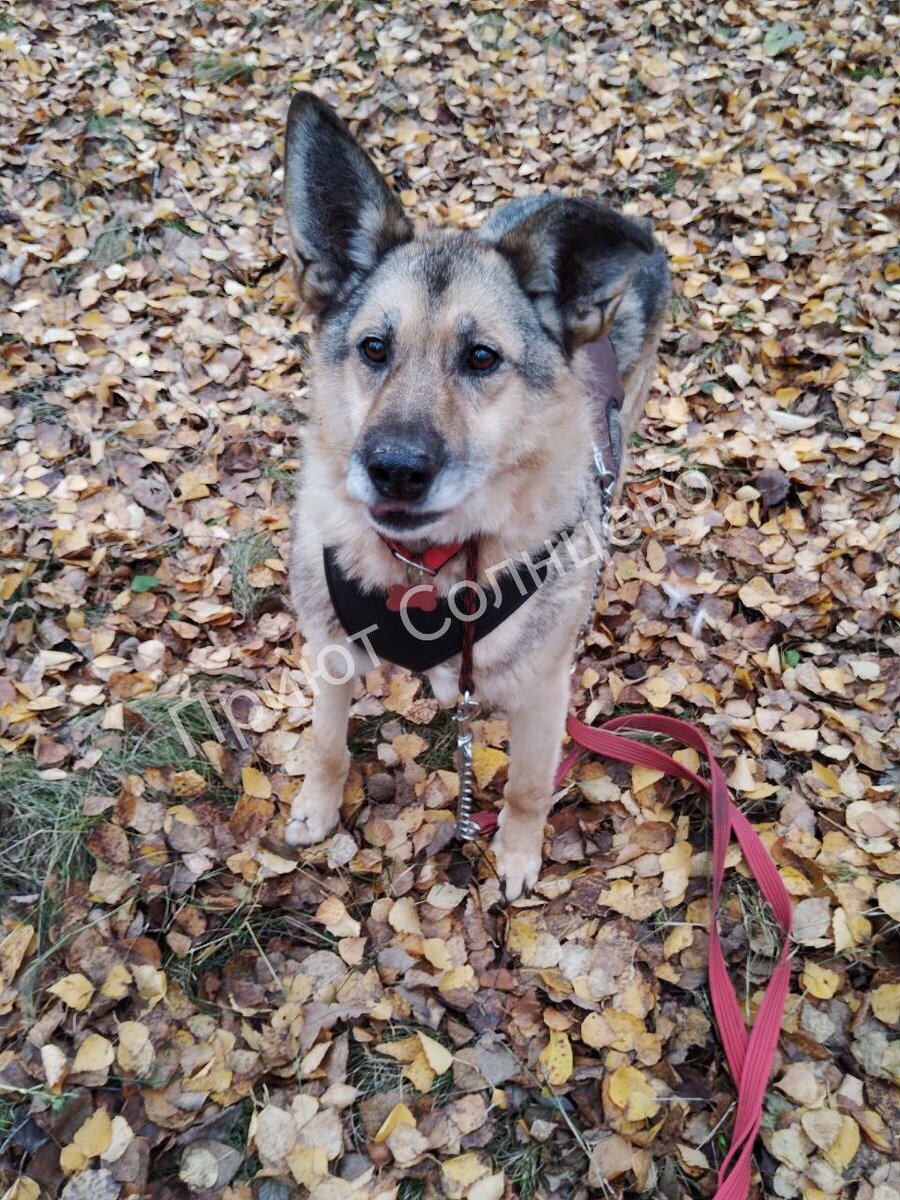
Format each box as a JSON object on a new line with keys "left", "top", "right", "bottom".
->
{"left": 48, "top": 973, "right": 95, "bottom": 1011}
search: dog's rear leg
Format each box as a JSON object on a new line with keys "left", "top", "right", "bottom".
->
{"left": 284, "top": 668, "right": 353, "bottom": 847}
{"left": 492, "top": 662, "right": 570, "bottom": 900}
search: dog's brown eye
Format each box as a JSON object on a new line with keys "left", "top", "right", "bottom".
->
{"left": 360, "top": 336, "right": 388, "bottom": 364}
{"left": 467, "top": 344, "right": 499, "bottom": 372}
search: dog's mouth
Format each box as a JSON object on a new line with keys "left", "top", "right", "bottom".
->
{"left": 368, "top": 504, "right": 445, "bottom": 534}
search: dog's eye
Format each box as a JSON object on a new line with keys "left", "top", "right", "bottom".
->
{"left": 360, "top": 336, "right": 388, "bottom": 364}
{"left": 467, "top": 344, "right": 500, "bottom": 372}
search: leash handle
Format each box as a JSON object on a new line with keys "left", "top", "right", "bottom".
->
{"left": 558, "top": 713, "right": 792, "bottom": 1200}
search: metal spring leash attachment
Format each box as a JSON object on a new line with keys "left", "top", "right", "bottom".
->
{"left": 453, "top": 690, "right": 482, "bottom": 841}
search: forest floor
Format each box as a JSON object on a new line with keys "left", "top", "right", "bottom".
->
{"left": 0, "top": 1, "right": 898, "bottom": 1198}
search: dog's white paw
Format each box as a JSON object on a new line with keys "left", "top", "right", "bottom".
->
{"left": 491, "top": 818, "right": 543, "bottom": 901}
{"left": 284, "top": 790, "right": 341, "bottom": 847}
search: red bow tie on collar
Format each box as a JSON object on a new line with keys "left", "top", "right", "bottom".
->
{"left": 378, "top": 535, "right": 463, "bottom": 576}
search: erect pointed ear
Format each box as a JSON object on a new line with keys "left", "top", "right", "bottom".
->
{"left": 284, "top": 92, "right": 413, "bottom": 314}
{"left": 479, "top": 195, "right": 656, "bottom": 351}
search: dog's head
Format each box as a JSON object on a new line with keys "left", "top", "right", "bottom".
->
{"left": 284, "top": 92, "right": 655, "bottom": 542}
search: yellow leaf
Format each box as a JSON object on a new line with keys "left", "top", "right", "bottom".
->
{"left": 72, "top": 1107, "right": 113, "bottom": 1157}
{"left": 116, "top": 1021, "right": 155, "bottom": 1077}
{"left": 760, "top": 163, "right": 797, "bottom": 193}
{"left": 287, "top": 1145, "right": 329, "bottom": 1187}
{"left": 392, "top": 732, "right": 427, "bottom": 760}
{"left": 738, "top": 576, "right": 779, "bottom": 608}
{"left": 608, "top": 1066, "right": 660, "bottom": 1121}
{"left": 388, "top": 896, "right": 422, "bottom": 935}
{"left": 637, "top": 675, "right": 672, "bottom": 709}
{"left": 377, "top": 1036, "right": 420, "bottom": 1064}
{"left": 855, "top": 1107, "right": 891, "bottom": 1152}
{"left": 810, "top": 760, "right": 841, "bottom": 793}
{"left": 48, "top": 973, "right": 95, "bottom": 1011}
{"left": 631, "top": 765, "right": 664, "bottom": 792}
{"left": 645, "top": 540, "right": 666, "bottom": 573}
{"left": 101, "top": 963, "right": 132, "bottom": 999}
{"left": 663, "top": 926, "right": 694, "bottom": 958}
{"left": 101, "top": 1115, "right": 134, "bottom": 1164}
{"left": 801, "top": 1109, "right": 861, "bottom": 1170}
{"left": 422, "top": 938, "right": 452, "bottom": 970}
{"left": 241, "top": 766, "right": 272, "bottom": 798}
{"left": 672, "top": 747, "right": 701, "bottom": 773}
{"left": 472, "top": 744, "right": 508, "bottom": 789}
{"left": 441, "top": 1152, "right": 487, "bottom": 1185}
{"left": 164, "top": 803, "right": 200, "bottom": 831}
{"left": 403, "top": 1050, "right": 436, "bottom": 1093}
{"left": 727, "top": 756, "right": 757, "bottom": 792}
{"left": 418, "top": 1033, "right": 453, "bottom": 1075}
{"left": 132, "top": 964, "right": 167, "bottom": 1009}
{"left": 1, "top": 1181, "right": 40, "bottom": 1200}
{"left": 40, "top": 1044, "right": 67, "bottom": 1090}
{"left": 374, "top": 1102, "right": 416, "bottom": 1144}
{"left": 538, "top": 1030, "right": 573, "bottom": 1087}
{"left": 778, "top": 866, "right": 813, "bottom": 896}
{"left": 824, "top": 1115, "right": 861, "bottom": 1170}
{"left": 871, "top": 983, "right": 900, "bottom": 1026}
{"left": 59, "top": 1144, "right": 88, "bottom": 1174}
{"left": 801, "top": 961, "right": 840, "bottom": 1000}
{"left": 438, "top": 965, "right": 476, "bottom": 993}
{"left": 507, "top": 917, "right": 538, "bottom": 960}
{"left": 0, "top": 924, "right": 36, "bottom": 985}
{"left": 469, "top": 1175, "right": 505, "bottom": 1200}
{"left": 72, "top": 1033, "right": 115, "bottom": 1074}
{"left": 817, "top": 668, "right": 849, "bottom": 696}
{"left": 426, "top": 882, "right": 467, "bottom": 910}
{"left": 771, "top": 729, "right": 819, "bottom": 753}
{"left": 315, "top": 896, "right": 361, "bottom": 938}
{"left": 833, "top": 908, "right": 871, "bottom": 952}
{"left": 877, "top": 880, "right": 900, "bottom": 921}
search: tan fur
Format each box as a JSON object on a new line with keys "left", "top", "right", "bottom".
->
{"left": 281, "top": 94, "right": 667, "bottom": 897}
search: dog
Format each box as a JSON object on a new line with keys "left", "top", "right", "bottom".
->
{"left": 282, "top": 92, "right": 670, "bottom": 898}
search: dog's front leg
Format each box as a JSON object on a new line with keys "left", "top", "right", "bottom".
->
{"left": 284, "top": 667, "right": 353, "bottom": 847}
{"left": 492, "top": 663, "right": 570, "bottom": 900}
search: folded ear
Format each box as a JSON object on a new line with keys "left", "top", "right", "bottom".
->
{"left": 284, "top": 92, "right": 413, "bottom": 313}
{"left": 479, "top": 195, "right": 656, "bottom": 351}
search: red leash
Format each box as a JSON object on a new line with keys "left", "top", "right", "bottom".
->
{"left": 472, "top": 712, "right": 792, "bottom": 1199}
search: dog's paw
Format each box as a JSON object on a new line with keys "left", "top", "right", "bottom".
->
{"left": 284, "top": 791, "right": 341, "bottom": 847}
{"left": 491, "top": 819, "right": 543, "bottom": 901}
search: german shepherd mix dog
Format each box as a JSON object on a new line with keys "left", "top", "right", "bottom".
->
{"left": 283, "top": 93, "right": 670, "bottom": 898}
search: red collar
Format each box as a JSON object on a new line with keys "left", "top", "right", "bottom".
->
{"left": 378, "top": 535, "right": 463, "bottom": 575}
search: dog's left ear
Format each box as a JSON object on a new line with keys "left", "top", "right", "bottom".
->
{"left": 284, "top": 92, "right": 413, "bottom": 313}
{"left": 480, "top": 196, "right": 656, "bottom": 351}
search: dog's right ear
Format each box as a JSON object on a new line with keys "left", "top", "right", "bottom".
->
{"left": 284, "top": 93, "right": 413, "bottom": 314}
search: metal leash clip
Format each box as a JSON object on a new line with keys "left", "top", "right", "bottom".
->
{"left": 453, "top": 690, "right": 482, "bottom": 841}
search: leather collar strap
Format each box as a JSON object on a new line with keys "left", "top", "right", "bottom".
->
{"left": 378, "top": 535, "right": 463, "bottom": 575}
{"left": 584, "top": 335, "right": 625, "bottom": 482}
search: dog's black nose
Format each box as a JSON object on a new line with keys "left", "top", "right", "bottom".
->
{"left": 364, "top": 442, "right": 440, "bottom": 501}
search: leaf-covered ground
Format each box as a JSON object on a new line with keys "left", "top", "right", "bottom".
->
{"left": 1, "top": 1, "right": 898, "bottom": 1198}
